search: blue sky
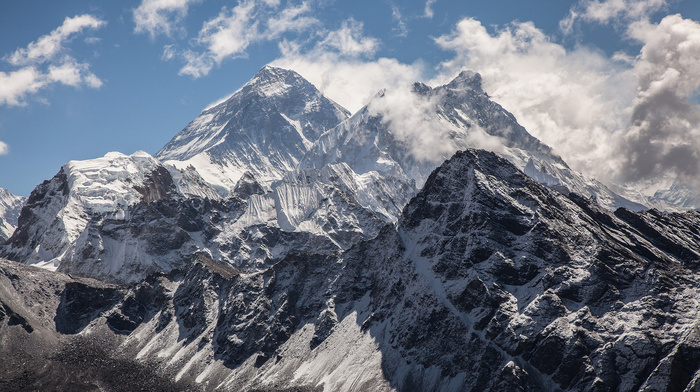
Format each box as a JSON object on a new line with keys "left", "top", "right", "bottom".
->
{"left": 1, "top": 0, "right": 700, "bottom": 196}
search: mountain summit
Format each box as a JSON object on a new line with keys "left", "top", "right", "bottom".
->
{"left": 156, "top": 66, "right": 350, "bottom": 195}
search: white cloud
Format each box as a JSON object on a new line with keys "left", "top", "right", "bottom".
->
{"left": 616, "top": 14, "right": 700, "bottom": 182}
{"left": 0, "top": 141, "right": 8, "bottom": 155}
{"left": 434, "top": 18, "right": 634, "bottom": 183}
{"left": 0, "top": 68, "right": 44, "bottom": 106}
{"left": 133, "top": 0, "right": 201, "bottom": 38}
{"left": 435, "top": 13, "right": 700, "bottom": 190}
{"left": 177, "top": 1, "right": 319, "bottom": 78}
{"left": 391, "top": 5, "right": 409, "bottom": 38}
{"left": 561, "top": 0, "right": 667, "bottom": 34}
{"left": 266, "top": 1, "right": 319, "bottom": 38}
{"left": 274, "top": 53, "right": 424, "bottom": 112}
{"left": 52, "top": 57, "right": 103, "bottom": 88}
{"left": 272, "top": 21, "right": 423, "bottom": 112}
{"left": 367, "top": 86, "right": 506, "bottom": 165}
{"left": 162, "top": 44, "right": 177, "bottom": 60}
{"left": 197, "top": 1, "right": 258, "bottom": 64}
{"left": 424, "top": 0, "right": 437, "bottom": 19}
{"left": 317, "top": 19, "right": 379, "bottom": 58}
{"left": 0, "top": 15, "right": 105, "bottom": 107}
{"left": 8, "top": 14, "right": 105, "bottom": 66}
{"left": 179, "top": 50, "right": 214, "bottom": 78}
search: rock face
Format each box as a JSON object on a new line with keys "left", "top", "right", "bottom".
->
{"left": 0, "top": 257, "right": 196, "bottom": 391}
{"left": 4, "top": 149, "right": 700, "bottom": 391}
{"left": 0, "top": 187, "right": 24, "bottom": 241}
{"left": 1, "top": 150, "right": 393, "bottom": 284}
{"left": 1, "top": 151, "right": 222, "bottom": 283}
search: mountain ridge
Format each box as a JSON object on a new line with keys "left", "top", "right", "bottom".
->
{"left": 4, "top": 148, "right": 700, "bottom": 390}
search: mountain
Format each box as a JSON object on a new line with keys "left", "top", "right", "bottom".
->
{"left": 1, "top": 151, "right": 221, "bottom": 283}
{"left": 4, "top": 149, "right": 700, "bottom": 391}
{"left": 0, "top": 150, "right": 397, "bottom": 284}
{"left": 1, "top": 68, "right": 413, "bottom": 284}
{"left": 303, "top": 70, "right": 646, "bottom": 212}
{"left": 156, "top": 65, "right": 350, "bottom": 195}
{"left": 0, "top": 66, "right": 648, "bottom": 284}
{"left": 0, "top": 187, "right": 24, "bottom": 241}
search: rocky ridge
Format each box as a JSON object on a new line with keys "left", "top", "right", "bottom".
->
{"left": 4, "top": 149, "right": 700, "bottom": 391}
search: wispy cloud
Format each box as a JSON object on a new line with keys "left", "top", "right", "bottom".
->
{"left": 316, "top": 19, "right": 379, "bottom": 58}
{"left": 391, "top": 4, "right": 409, "bottom": 38}
{"left": 0, "top": 14, "right": 106, "bottom": 107}
{"left": 133, "top": 0, "right": 201, "bottom": 39}
{"left": 423, "top": 0, "right": 437, "bottom": 19}
{"left": 560, "top": 0, "right": 667, "bottom": 34}
{"left": 172, "top": 0, "right": 319, "bottom": 78}
{"left": 0, "top": 141, "right": 8, "bottom": 156}
{"left": 8, "top": 14, "right": 105, "bottom": 66}
{"left": 273, "top": 20, "right": 423, "bottom": 112}
{"left": 367, "top": 85, "right": 506, "bottom": 167}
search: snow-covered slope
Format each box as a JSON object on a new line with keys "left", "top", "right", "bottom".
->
{"left": 1, "top": 150, "right": 396, "bottom": 284}
{"left": 156, "top": 65, "right": 350, "bottom": 195}
{"left": 6, "top": 149, "right": 700, "bottom": 391}
{"left": 303, "top": 71, "right": 645, "bottom": 212}
{"left": 1, "top": 151, "right": 220, "bottom": 282}
{"left": 0, "top": 187, "right": 24, "bottom": 241}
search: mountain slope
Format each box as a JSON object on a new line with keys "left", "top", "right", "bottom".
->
{"left": 1, "top": 151, "right": 221, "bottom": 282}
{"left": 1, "top": 150, "right": 395, "bottom": 284}
{"left": 303, "top": 71, "right": 645, "bottom": 212}
{"left": 5, "top": 149, "right": 700, "bottom": 391}
{"left": 156, "top": 65, "right": 350, "bottom": 195}
{"left": 0, "top": 187, "right": 24, "bottom": 241}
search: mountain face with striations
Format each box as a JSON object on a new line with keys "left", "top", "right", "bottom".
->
{"left": 4, "top": 149, "right": 700, "bottom": 391}
{"left": 0, "top": 187, "right": 24, "bottom": 241}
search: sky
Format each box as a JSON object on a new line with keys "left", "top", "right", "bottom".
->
{"left": 1, "top": 0, "right": 700, "bottom": 196}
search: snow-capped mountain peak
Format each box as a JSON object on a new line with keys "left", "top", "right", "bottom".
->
{"left": 1, "top": 150, "right": 218, "bottom": 276}
{"left": 446, "top": 69, "right": 484, "bottom": 91}
{"left": 156, "top": 66, "right": 350, "bottom": 195}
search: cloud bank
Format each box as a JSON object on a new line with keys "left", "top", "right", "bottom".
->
{"left": 619, "top": 15, "right": 700, "bottom": 182}
{"left": 434, "top": 10, "right": 700, "bottom": 190}
{"left": 272, "top": 19, "right": 424, "bottom": 113}
{"left": 434, "top": 18, "right": 633, "bottom": 183}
